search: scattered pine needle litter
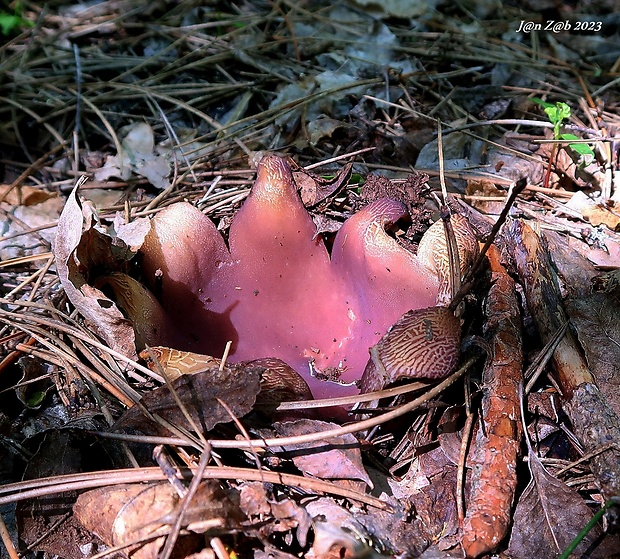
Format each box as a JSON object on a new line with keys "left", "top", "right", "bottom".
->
{"left": 1, "top": 1, "right": 619, "bottom": 558}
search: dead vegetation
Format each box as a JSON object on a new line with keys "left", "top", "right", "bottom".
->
{"left": 1, "top": 1, "right": 620, "bottom": 558}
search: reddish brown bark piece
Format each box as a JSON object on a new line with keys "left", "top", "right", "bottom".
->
{"left": 461, "top": 245, "right": 523, "bottom": 558}
{"left": 505, "top": 219, "right": 620, "bottom": 506}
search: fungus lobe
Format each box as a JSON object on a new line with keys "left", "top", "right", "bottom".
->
{"left": 139, "top": 154, "right": 441, "bottom": 400}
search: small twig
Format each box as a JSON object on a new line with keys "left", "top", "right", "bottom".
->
{"left": 0, "top": 513, "right": 19, "bottom": 559}
{"left": 457, "top": 410, "right": 475, "bottom": 523}
{"left": 159, "top": 445, "right": 212, "bottom": 559}
{"left": 449, "top": 177, "right": 528, "bottom": 312}
{"left": 72, "top": 43, "right": 82, "bottom": 177}
{"left": 211, "top": 537, "right": 231, "bottom": 559}
{"left": 437, "top": 123, "right": 448, "bottom": 204}
{"left": 525, "top": 320, "right": 569, "bottom": 394}
{"left": 219, "top": 341, "right": 233, "bottom": 371}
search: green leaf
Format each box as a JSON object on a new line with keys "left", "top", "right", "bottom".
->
{"left": 560, "top": 133, "right": 595, "bottom": 157}
{"left": 556, "top": 102, "right": 571, "bottom": 121}
{"left": 26, "top": 390, "right": 46, "bottom": 408}
{"left": 349, "top": 173, "right": 364, "bottom": 185}
{"left": 532, "top": 99, "right": 573, "bottom": 139}
{"left": 531, "top": 97, "right": 555, "bottom": 110}
{"left": 0, "top": 13, "right": 21, "bottom": 35}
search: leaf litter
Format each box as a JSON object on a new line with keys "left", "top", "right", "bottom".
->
{"left": 0, "top": 1, "right": 619, "bottom": 558}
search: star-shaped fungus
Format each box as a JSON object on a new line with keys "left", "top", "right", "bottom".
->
{"left": 138, "top": 154, "right": 450, "bottom": 400}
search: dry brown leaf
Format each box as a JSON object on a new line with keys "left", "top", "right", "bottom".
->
{"left": 75, "top": 483, "right": 186, "bottom": 559}
{"left": 74, "top": 481, "right": 243, "bottom": 559}
{"left": 238, "top": 482, "right": 312, "bottom": 544}
{"left": 0, "top": 184, "right": 56, "bottom": 206}
{"left": 506, "top": 447, "right": 609, "bottom": 559}
{"left": 273, "top": 420, "right": 372, "bottom": 488}
{"left": 567, "top": 293, "right": 620, "bottom": 416}
{"left": 389, "top": 443, "right": 460, "bottom": 549}
{"left": 113, "top": 362, "right": 261, "bottom": 436}
{"left": 53, "top": 185, "right": 148, "bottom": 358}
{"left": 582, "top": 202, "right": 620, "bottom": 230}
{"left": 292, "top": 162, "right": 353, "bottom": 207}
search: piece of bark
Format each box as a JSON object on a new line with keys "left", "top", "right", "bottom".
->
{"left": 461, "top": 245, "right": 523, "bottom": 558}
{"left": 505, "top": 219, "right": 593, "bottom": 397}
{"left": 505, "top": 218, "right": 620, "bottom": 507}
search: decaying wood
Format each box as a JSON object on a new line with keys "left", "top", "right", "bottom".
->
{"left": 505, "top": 219, "right": 593, "bottom": 397}
{"left": 505, "top": 219, "right": 620, "bottom": 506}
{"left": 461, "top": 245, "right": 523, "bottom": 558}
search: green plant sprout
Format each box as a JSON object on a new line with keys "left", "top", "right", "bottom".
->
{"left": 531, "top": 98, "right": 595, "bottom": 188}
{"left": 0, "top": 2, "right": 32, "bottom": 36}
{"left": 532, "top": 98, "right": 595, "bottom": 158}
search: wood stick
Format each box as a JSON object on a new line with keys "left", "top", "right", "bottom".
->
{"left": 505, "top": 219, "right": 620, "bottom": 507}
{"left": 461, "top": 245, "right": 523, "bottom": 558}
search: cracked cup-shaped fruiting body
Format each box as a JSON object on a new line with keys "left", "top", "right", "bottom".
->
{"left": 104, "top": 154, "right": 480, "bottom": 408}
{"left": 137, "top": 154, "right": 444, "bottom": 401}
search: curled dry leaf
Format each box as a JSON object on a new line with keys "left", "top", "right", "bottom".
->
{"left": 53, "top": 184, "right": 150, "bottom": 359}
{"left": 113, "top": 362, "right": 261, "bottom": 436}
{"left": 289, "top": 159, "right": 353, "bottom": 207}
{"left": 74, "top": 481, "right": 245, "bottom": 559}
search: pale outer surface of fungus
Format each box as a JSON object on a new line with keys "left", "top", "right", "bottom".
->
{"left": 140, "top": 154, "right": 441, "bottom": 400}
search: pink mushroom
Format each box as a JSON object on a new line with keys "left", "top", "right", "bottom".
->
{"left": 138, "top": 154, "right": 442, "bottom": 400}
